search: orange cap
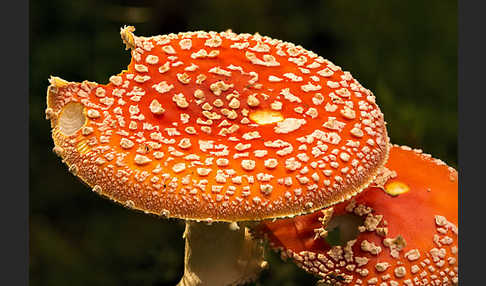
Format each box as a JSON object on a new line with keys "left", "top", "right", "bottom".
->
{"left": 46, "top": 26, "right": 389, "bottom": 221}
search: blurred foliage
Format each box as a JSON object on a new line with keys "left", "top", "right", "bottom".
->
{"left": 30, "top": 0, "right": 456, "bottom": 285}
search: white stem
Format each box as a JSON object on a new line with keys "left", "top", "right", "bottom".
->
{"left": 177, "top": 221, "right": 266, "bottom": 286}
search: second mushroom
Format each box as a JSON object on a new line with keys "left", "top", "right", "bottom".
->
{"left": 254, "top": 145, "right": 458, "bottom": 285}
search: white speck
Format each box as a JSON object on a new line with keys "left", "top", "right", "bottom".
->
{"left": 280, "top": 88, "right": 301, "bottom": 103}
{"left": 275, "top": 118, "right": 306, "bottom": 134}
{"left": 149, "top": 99, "right": 165, "bottom": 115}
{"left": 264, "top": 158, "right": 278, "bottom": 169}
{"left": 145, "top": 55, "right": 159, "bottom": 65}
{"left": 179, "top": 38, "right": 192, "bottom": 50}
{"left": 87, "top": 109, "right": 100, "bottom": 119}
{"left": 301, "top": 82, "right": 321, "bottom": 92}
{"left": 134, "top": 154, "right": 151, "bottom": 165}
{"left": 162, "top": 45, "right": 176, "bottom": 54}
{"left": 135, "top": 64, "right": 148, "bottom": 73}
{"left": 172, "top": 163, "right": 186, "bottom": 173}
{"left": 197, "top": 168, "right": 211, "bottom": 176}
{"left": 268, "top": 75, "right": 283, "bottom": 82}
{"left": 241, "top": 160, "right": 256, "bottom": 171}
{"left": 152, "top": 81, "right": 174, "bottom": 94}
{"left": 216, "top": 158, "right": 229, "bottom": 167}
{"left": 120, "top": 138, "right": 134, "bottom": 149}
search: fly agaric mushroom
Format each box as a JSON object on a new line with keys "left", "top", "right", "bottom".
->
{"left": 255, "top": 145, "right": 458, "bottom": 286}
{"left": 45, "top": 26, "right": 389, "bottom": 285}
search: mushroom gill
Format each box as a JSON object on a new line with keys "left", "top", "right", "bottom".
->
{"left": 58, "top": 102, "right": 86, "bottom": 136}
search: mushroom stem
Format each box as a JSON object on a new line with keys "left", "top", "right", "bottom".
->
{"left": 178, "top": 221, "right": 266, "bottom": 286}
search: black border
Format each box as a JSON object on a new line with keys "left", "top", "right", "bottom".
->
{"left": 458, "top": 1, "right": 484, "bottom": 285}
{"left": 2, "top": 0, "right": 28, "bottom": 284}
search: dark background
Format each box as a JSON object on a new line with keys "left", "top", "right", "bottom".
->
{"left": 30, "top": 1, "right": 457, "bottom": 285}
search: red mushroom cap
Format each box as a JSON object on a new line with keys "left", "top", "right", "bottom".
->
{"left": 45, "top": 27, "right": 389, "bottom": 221}
{"left": 255, "top": 145, "right": 458, "bottom": 285}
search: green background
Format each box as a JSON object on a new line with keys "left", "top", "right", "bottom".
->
{"left": 30, "top": 0, "right": 457, "bottom": 285}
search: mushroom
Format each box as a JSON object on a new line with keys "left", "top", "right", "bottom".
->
{"left": 254, "top": 145, "right": 458, "bottom": 285}
{"left": 45, "top": 26, "right": 389, "bottom": 285}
